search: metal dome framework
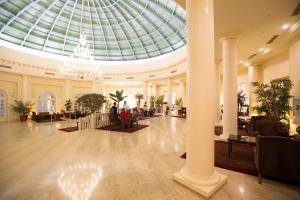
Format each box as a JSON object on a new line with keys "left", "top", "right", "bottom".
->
{"left": 0, "top": 0, "right": 186, "bottom": 61}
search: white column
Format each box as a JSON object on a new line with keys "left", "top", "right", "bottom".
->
{"left": 182, "top": 82, "right": 186, "bottom": 106}
{"left": 248, "top": 65, "right": 259, "bottom": 115}
{"left": 144, "top": 82, "right": 148, "bottom": 104}
{"left": 92, "top": 80, "right": 96, "bottom": 93}
{"left": 65, "top": 79, "right": 71, "bottom": 101}
{"left": 220, "top": 36, "right": 239, "bottom": 138}
{"left": 167, "top": 79, "right": 172, "bottom": 112}
{"left": 289, "top": 39, "right": 300, "bottom": 133}
{"left": 102, "top": 82, "right": 106, "bottom": 113}
{"left": 173, "top": 0, "right": 226, "bottom": 197}
{"left": 152, "top": 84, "right": 157, "bottom": 97}
{"left": 22, "top": 75, "right": 28, "bottom": 102}
{"left": 215, "top": 62, "right": 222, "bottom": 124}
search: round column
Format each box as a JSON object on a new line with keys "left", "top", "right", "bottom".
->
{"left": 289, "top": 39, "right": 300, "bottom": 133}
{"left": 144, "top": 82, "right": 148, "bottom": 104}
{"left": 65, "top": 79, "right": 71, "bottom": 101}
{"left": 22, "top": 75, "right": 28, "bottom": 102}
{"left": 91, "top": 80, "right": 96, "bottom": 93}
{"left": 215, "top": 62, "right": 222, "bottom": 124}
{"left": 167, "top": 79, "right": 172, "bottom": 114}
{"left": 248, "top": 65, "right": 259, "bottom": 115}
{"left": 221, "top": 36, "right": 238, "bottom": 138}
{"left": 173, "top": 0, "right": 227, "bottom": 197}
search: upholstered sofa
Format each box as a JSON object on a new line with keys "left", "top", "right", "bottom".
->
{"left": 254, "top": 135, "right": 300, "bottom": 189}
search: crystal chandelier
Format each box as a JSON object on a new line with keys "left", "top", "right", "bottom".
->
{"left": 60, "top": 33, "right": 102, "bottom": 79}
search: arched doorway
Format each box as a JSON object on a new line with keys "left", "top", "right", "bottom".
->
{"left": 38, "top": 92, "right": 55, "bottom": 113}
{"left": 0, "top": 90, "right": 7, "bottom": 122}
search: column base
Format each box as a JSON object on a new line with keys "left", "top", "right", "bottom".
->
{"left": 217, "top": 134, "right": 229, "bottom": 141}
{"left": 173, "top": 167, "right": 227, "bottom": 198}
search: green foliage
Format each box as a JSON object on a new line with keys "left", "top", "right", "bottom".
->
{"left": 11, "top": 100, "right": 33, "bottom": 115}
{"left": 76, "top": 93, "right": 106, "bottom": 113}
{"left": 155, "top": 95, "right": 164, "bottom": 109}
{"left": 135, "top": 93, "right": 144, "bottom": 108}
{"left": 109, "top": 90, "right": 127, "bottom": 109}
{"left": 150, "top": 96, "right": 156, "bottom": 109}
{"left": 237, "top": 91, "right": 247, "bottom": 112}
{"left": 175, "top": 98, "right": 183, "bottom": 107}
{"left": 251, "top": 79, "right": 293, "bottom": 120}
{"left": 64, "top": 99, "right": 72, "bottom": 112}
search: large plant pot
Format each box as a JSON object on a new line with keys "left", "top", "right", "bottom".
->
{"left": 178, "top": 109, "right": 182, "bottom": 116}
{"left": 19, "top": 114, "right": 28, "bottom": 122}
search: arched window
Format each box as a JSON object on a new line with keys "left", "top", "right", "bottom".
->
{"left": 38, "top": 92, "right": 55, "bottom": 113}
{"left": 0, "top": 90, "right": 7, "bottom": 121}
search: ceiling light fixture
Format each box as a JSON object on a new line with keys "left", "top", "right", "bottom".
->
{"left": 282, "top": 24, "right": 290, "bottom": 30}
{"left": 263, "top": 48, "right": 271, "bottom": 54}
{"left": 59, "top": 33, "right": 102, "bottom": 79}
{"left": 259, "top": 48, "right": 264, "bottom": 52}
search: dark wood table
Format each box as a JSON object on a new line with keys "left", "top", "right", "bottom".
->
{"left": 227, "top": 134, "right": 256, "bottom": 158}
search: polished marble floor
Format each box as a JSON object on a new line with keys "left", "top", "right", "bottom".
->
{"left": 0, "top": 117, "right": 299, "bottom": 200}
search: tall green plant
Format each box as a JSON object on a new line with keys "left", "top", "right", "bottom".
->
{"left": 252, "top": 79, "right": 293, "bottom": 120}
{"left": 109, "top": 90, "right": 127, "bottom": 110}
{"left": 135, "top": 93, "right": 144, "bottom": 108}
{"left": 175, "top": 98, "right": 183, "bottom": 108}
{"left": 150, "top": 96, "right": 156, "bottom": 109}
{"left": 76, "top": 93, "right": 106, "bottom": 113}
{"left": 11, "top": 100, "right": 33, "bottom": 115}
{"left": 155, "top": 95, "right": 164, "bottom": 111}
{"left": 64, "top": 99, "right": 72, "bottom": 112}
{"left": 237, "top": 91, "right": 247, "bottom": 112}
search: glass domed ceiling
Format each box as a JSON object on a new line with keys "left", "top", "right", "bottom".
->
{"left": 0, "top": 0, "right": 186, "bottom": 61}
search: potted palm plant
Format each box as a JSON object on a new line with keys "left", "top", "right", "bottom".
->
{"left": 109, "top": 90, "right": 127, "bottom": 113}
{"left": 11, "top": 100, "right": 33, "bottom": 121}
{"left": 175, "top": 98, "right": 183, "bottom": 116}
{"left": 135, "top": 93, "right": 144, "bottom": 108}
{"left": 64, "top": 99, "right": 72, "bottom": 118}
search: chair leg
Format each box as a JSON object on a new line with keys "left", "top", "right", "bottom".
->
{"left": 258, "top": 173, "right": 262, "bottom": 184}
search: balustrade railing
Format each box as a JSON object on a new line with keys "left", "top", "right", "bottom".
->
{"left": 78, "top": 112, "right": 110, "bottom": 130}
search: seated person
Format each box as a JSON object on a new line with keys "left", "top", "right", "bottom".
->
{"left": 123, "top": 101, "right": 130, "bottom": 111}
{"left": 111, "top": 102, "right": 118, "bottom": 116}
{"left": 143, "top": 102, "right": 148, "bottom": 116}
{"left": 109, "top": 103, "right": 119, "bottom": 124}
{"left": 120, "top": 108, "right": 132, "bottom": 128}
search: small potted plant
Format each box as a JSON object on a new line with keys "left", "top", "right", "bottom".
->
{"left": 175, "top": 98, "right": 183, "bottom": 116}
{"left": 11, "top": 100, "right": 33, "bottom": 122}
{"left": 64, "top": 99, "right": 72, "bottom": 118}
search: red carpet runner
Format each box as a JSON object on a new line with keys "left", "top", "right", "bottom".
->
{"left": 97, "top": 124, "right": 149, "bottom": 133}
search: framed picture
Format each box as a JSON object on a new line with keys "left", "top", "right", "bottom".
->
{"left": 293, "top": 97, "right": 300, "bottom": 116}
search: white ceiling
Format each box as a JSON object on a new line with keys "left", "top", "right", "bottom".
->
{"left": 214, "top": 0, "right": 300, "bottom": 64}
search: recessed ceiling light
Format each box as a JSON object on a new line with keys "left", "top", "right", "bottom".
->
{"left": 282, "top": 24, "right": 289, "bottom": 30}
{"left": 263, "top": 48, "right": 271, "bottom": 54}
{"left": 239, "top": 60, "right": 244, "bottom": 64}
{"left": 259, "top": 48, "right": 264, "bottom": 52}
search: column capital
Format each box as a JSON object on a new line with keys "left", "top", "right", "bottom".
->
{"left": 219, "top": 32, "right": 241, "bottom": 43}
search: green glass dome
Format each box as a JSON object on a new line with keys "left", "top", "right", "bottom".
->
{"left": 0, "top": 0, "right": 186, "bottom": 61}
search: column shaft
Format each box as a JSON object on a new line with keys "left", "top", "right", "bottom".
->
{"left": 289, "top": 39, "right": 300, "bottom": 132}
{"left": 22, "top": 75, "right": 28, "bottom": 102}
{"left": 65, "top": 79, "right": 71, "bottom": 101}
{"left": 167, "top": 79, "right": 172, "bottom": 111}
{"left": 173, "top": 0, "right": 226, "bottom": 197}
{"left": 221, "top": 37, "right": 238, "bottom": 137}
{"left": 248, "top": 65, "right": 259, "bottom": 115}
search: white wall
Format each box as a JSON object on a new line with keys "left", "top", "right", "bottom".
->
{"left": 262, "top": 51, "right": 289, "bottom": 83}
